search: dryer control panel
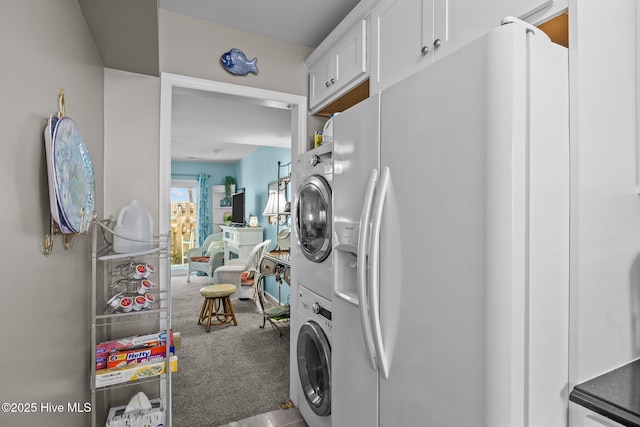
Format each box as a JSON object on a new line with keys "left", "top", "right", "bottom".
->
{"left": 297, "top": 143, "right": 333, "bottom": 177}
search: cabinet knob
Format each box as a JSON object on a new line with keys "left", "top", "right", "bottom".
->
{"left": 433, "top": 39, "right": 442, "bottom": 49}
{"left": 421, "top": 45, "right": 429, "bottom": 56}
{"left": 330, "top": 78, "right": 335, "bottom": 85}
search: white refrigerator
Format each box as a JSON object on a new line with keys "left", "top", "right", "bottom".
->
{"left": 332, "top": 19, "right": 569, "bottom": 427}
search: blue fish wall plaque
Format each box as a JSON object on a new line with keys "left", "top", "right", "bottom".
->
{"left": 220, "top": 48, "right": 259, "bottom": 76}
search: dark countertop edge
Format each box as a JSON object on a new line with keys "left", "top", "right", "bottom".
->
{"left": 570, "top": 388, "right": 640, "bottom": 427}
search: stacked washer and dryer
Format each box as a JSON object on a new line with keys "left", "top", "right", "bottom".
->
{"left": 291, "top": 143, "right": 333, "bottom": 427}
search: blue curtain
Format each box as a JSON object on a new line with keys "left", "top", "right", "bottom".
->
{"left": 197, "top": 173, "right": 210, "bottom": 246}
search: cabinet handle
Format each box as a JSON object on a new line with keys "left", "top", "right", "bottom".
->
{"left": 330, "top": 78, "right": 335, "bottom": 85}
{"left": 433, "top": 39, "right": 442, "bottom": 49}
{"left": 421, "top": 45, "right": 429, "bottom": 56}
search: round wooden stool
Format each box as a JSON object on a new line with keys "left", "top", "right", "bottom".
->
{"left": 197, "top": 284, "right": 238, "bottom": 332}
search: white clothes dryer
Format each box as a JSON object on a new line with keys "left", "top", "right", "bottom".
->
{"left": 296, "top": 285, "right": 332, "bottom": 427}
{"left": 293, "top": 143, "right": 333, "bottom": 301}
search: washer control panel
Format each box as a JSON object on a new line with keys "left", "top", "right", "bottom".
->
{"left": 298, "top": 285, "right": 332, "bottom": 335}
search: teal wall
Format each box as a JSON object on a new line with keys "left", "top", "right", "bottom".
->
{"left": 237, "top": 146, "right": 291, "bottom": 305}
{"left": 171, "top": 146, "right": 291, "bottom": 304}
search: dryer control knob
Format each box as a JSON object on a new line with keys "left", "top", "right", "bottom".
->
{"left": 312, "top": 302, "right": 320, "bottom": 314}
{"left": 310, "top": 154, "right": 320, "bottom": 166}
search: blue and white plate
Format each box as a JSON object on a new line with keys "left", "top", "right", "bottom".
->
{"left": 44, "top": 115, "right": 74, "bottom": 234}
{"left": 52, "top": 117, "right": 95, "bottom": 234}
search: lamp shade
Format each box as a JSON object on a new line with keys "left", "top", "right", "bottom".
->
{"left": 262, "top": 191, "right": 287, "bottom": 216}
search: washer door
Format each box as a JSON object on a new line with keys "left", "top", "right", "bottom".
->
{"left": 295, "top": 175, "right": 332, "bottom": 262}
{"left": 297, "top": 320, "right": 331, "bottom": 416}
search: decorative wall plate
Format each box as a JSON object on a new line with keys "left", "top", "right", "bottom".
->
{"left": 44, "top": 115, "right": 74, "bottom": 234}
{"left": 52, "top": 117, "right": 95, "bottom": 233}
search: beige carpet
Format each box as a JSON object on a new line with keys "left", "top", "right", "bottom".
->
{"left": 170, "top": 274, "right": 291, "bottom": 426}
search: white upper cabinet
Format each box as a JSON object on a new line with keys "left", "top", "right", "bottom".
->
{"left": 309, "top": 52, "right": 333, "bottom": 110}
{"left": 308, "top": 0, "right": 560, "bottom": 108}
{"left": 309, "top": 19, "right": 368, "bottom": 112}
{"left": 434, "top": 0, "right": 559, "bottom": 60}
{"left": 371, "top": 0, "right": 560, "bottom": 93}
{"left": 370, "top": 0, "right": 433, "bottom": 94}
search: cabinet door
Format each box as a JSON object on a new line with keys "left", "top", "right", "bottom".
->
{"left": 309, "top": 52, "right": 333, "bottom": 110}
{"left": 333, "top": 19, "right": 367, "bottom": 91}
{"left": 309, "top": 20, "right": 368, "bottom": 111}
{"left": 570, "top": 402, "right": 626, "bottom": 427}
{"left": 433, "top": 0, "right": 558, "bottom": 61}
{"left": 371, "top": 0, "right": 433, "bottom": 93}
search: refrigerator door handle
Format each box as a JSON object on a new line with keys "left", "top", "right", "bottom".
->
{"left": 370, "top": 166, "right": 391, "bottom": 379}
{"left": 357, "top": 169, "right": 379, "bottom": 370}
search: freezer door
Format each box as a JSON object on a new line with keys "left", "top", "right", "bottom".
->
{"left": 332, "top": 94, "right": 381, "bottom": 427}
{"left": 333, "top": 94, "right": 381, "bottom": 299}
{"left": 377, "top": 22, "right": 568, "bottom": 427}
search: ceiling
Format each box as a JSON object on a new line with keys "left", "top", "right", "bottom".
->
{"left": 170, "top": 87, "right": 293, "bottom": 163}
{"left": 158, "top": 0, "right": 360, "bottom": 48}
{"left": 158, "top": 0, "right": 360, "bottom": 163}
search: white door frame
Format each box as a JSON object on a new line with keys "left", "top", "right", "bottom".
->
{"left": 159, "top": 72, "right": 307, "bottom": 237}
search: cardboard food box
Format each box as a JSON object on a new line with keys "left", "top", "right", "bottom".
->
{"left": 97, "top": 330, "right": 173, "bottom": 353}
{"left": 96, "top": 330, "right": 173, "bottom": 370}
{"left": 107, "top": 344, "right": 171, "bottom": 369}
{"left": 95, "top": 356, "right": 178, "bottom": 388}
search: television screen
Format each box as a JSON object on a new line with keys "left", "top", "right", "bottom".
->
{"left": 231, "top": 192, "right": 245, "bottom": 225}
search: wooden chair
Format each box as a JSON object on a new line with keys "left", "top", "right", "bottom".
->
{"left": 186, "top": 233, "right": 224, "bottom": 283}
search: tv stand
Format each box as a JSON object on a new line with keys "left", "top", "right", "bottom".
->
{"left": 220, "top": 226, "right": 264, "bottom": 263}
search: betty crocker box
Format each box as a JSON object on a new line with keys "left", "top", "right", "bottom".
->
{"left": 96, "top": 331, "right": 174, "bottom": 370}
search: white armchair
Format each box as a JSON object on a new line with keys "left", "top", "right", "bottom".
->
{"left": 212, "top": 239, "right": 271, "bottom": 299}
{"left": 186, "top": 233, "right": 225, "bottom": 283}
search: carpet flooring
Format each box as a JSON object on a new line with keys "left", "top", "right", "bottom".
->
{"left": 170, "top": 275, "right": 291, "bottom": 426}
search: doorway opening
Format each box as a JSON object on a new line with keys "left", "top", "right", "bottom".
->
{"left": 159, "top": 72, "right": 307, "bottom": 423}
{"left": 159, "top": 73, "right": 306, "bottom": 234}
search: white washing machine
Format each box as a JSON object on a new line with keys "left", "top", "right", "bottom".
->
{"left": 293, "top": 143, "right": 333, "bottom": 301}
{"left": 296, "top": 285, "right": 332, "bottom": 427}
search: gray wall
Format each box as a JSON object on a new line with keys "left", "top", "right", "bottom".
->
{"left": 104, "top": 9, "right": 324, "bottom": 226}
{"left": 0, "top": 3, "right": 320, "bottom": 425}
{"left": 158, "top": 9, "right": 312, "bottom": 96}
{"left": 158, "top": 9, "right": 326, "bottom": 148}
{"left": 104, "top": 68, "right": 160, "bottom": 226}
{"left": 0, "top": 1, "right": 104, "bottom": 426}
